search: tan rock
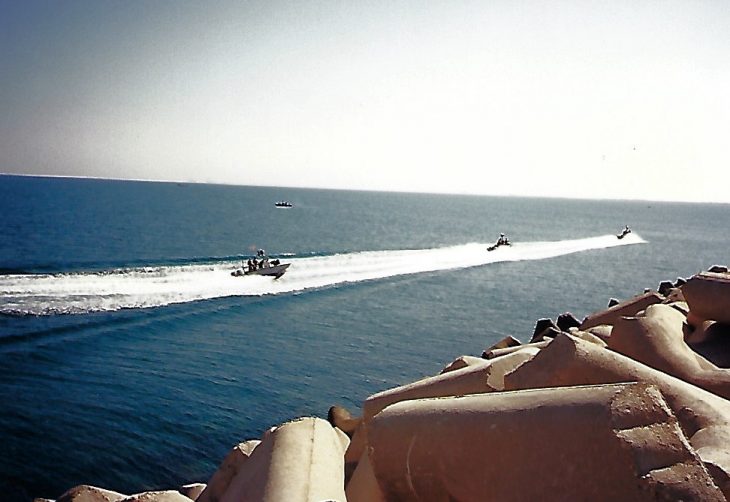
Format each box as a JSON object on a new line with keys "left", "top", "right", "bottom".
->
{"left": 585, "top": 323, "right": 613, "bottom": 341}
{"left": 327, "top": 405, "right": 361, "bottom": 436}
{"left": 504, "top": 333, "right": 730, "bottom": 497}
{"left": 609, "top": 303, "right": 730, "bottom": 398}
{"left": 683, "top": 271, "right": 730, "bottom": 324}
{"left": 344, "top": 422, "right": 368, "bottom": 484}
{"left": 364, "top": 359, "right": 488, "bottom": 422}
{"left": 220, "top": 417, "right": 346, "bottom": 502}
{"left": 344, "top": 422, "right": 367, "bottom": 465}
{"left": 196, "top": 440, "right": 259, "bottom": 502}
{"left": 122, "top": 491, "right": 192, "bottom": 502}
{"left": 363, "top": 349, "right": 538, "bottom": 421}
{"left": 439, "top": 355, "right": 484, "bottom": 373}
{"left": 345, "top": 450, "right": 385, "bottom": 502}
{"left": 667, "top": 300, "right": 690, "bottom": 315}
{"left": 333, "top": 425, "right": 350, "bottom": 452}
{"left": 367, "top": 383, "right": 722, "bottom": 501}
{"left": 57, "top": 485, "right": 127, "bottom": 502}
{"left": 480, "top": 335, "right": 521, "bottom": 356}
{"left": 178, "top": 483, "right": 205, "bottom": 501}
{"left": 485, "top": 348, "right": 538, "bottom": 391}
{"left": 567, "top": 328, "right": 607, "bottom": 346}
{"left": 483, "top": 339, "right": 549, "bottom": 359}
{"left": 580, "top": 291, "right": 663, "bottom": 329}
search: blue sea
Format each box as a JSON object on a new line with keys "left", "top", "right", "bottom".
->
{"left": 0, "top": 174, "right": 727, "bottom": 501}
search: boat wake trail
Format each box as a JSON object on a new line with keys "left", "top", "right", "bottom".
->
{"left": 0, "top": 234, "right": 645, "bottom": 315}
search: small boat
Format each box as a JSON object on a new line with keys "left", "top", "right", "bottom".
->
{"left": 617, "top": 226, "right": 632, "bottom": 239}
{"left": 231, "top": 263, "right": 290, "bottom": 279}
{"left": 231, "top": 250, "right": 290, "bottom": 279}
{"left": 487, "top": 233, "right": 511, "bottom": 252}
{"left": 487, "top": 242, "right": 511, "bottom": 252}
{"left": 275, "top": 201, "right": 293, "bottom": 208}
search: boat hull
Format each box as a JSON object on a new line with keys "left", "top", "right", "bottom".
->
{"left": 487, "top": 243, "right": 511, "bottom": 252}
{"left": 232, "top": 263, "right": 290, "bottom": 279}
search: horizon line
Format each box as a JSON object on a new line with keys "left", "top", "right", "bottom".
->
{"left": 1, "top": 172, "right": 727, "bottom": 206}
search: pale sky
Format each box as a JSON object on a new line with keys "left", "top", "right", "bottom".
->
{"left": 1, "top": 1, "right": 729, "bottom": 202}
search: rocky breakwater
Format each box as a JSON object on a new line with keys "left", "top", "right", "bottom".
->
{"left": 39, "top": 265, "right": 730, "bottom": 501}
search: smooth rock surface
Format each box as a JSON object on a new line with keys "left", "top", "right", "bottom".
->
{"left": 439, "top": 355, "right": 484, "bottom": 374}
{"left": 197, "top": 440, "right": 259, "bottom": 502}
{"left": 580, "top": 291, "right": 663, "bottom": 329}
{"left": 683, "top": 271, "right": 730, "bottom": 324}
{"left": 504, "top": 333, "right": 730, "bottom": 497}
{"left": 368, "top": 382, "right": 722, "bottom": 501}
{"left": 364, "top": 350, "right": 538, "bottom": 421}
{"left": 609, "top": 304, "right": 730, "bottom": 398}
{"left": 219, "top": 417, "right": 346, "bottom": 502}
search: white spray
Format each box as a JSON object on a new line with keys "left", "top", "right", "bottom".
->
{"left": 0, "top": 233, "right": 644, "bottom": 315}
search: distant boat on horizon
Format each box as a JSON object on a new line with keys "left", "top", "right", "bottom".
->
{"left": 275, "top": 201, "right": 293, "bottom": 208}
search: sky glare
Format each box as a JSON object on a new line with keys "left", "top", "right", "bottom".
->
{"left": 1, "top": 0, "right": 729, "bottom": 202}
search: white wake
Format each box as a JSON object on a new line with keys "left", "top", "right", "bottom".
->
{"left": 0, "top": 233, "right": 644, "bottom": 315}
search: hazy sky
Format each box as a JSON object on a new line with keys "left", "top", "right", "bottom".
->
{"left": 1, "top": 1, "right": 729, "bottom": 202}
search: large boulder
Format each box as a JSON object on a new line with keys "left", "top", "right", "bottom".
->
{"left": 363, "top": 350, "right": 537, "bottom": 422}
{"left": 504, "top": 333, "right": 730, "bottom": 497}
{"left": 219, "top": 417, "right": 346, "bottom": 502}
{"left": 683, "top": 271, "right": 730, "bottom": 324}
{"left": 345, "top": 451, "right": 385, "bottom": 502}
{"left": 580, "top": 291, "right": 663, "bottom": 329}
{"left": 608, "top": 304, "right": 730, "bottom": 399}
{"left": 367, "top": 383, "right": 722, "bottom": 501}
{"left": 344, "top": 423, "right": 368, "bottom": 484}
{"left": 196, "top": 440, "right": 259, "bottom": 502}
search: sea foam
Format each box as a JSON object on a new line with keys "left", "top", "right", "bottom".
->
{"left": 0, "top": 234, "right": 644, "bottom": 316}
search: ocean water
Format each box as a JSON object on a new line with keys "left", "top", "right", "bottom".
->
{"left": 0, "top": 174, "right": 727, "bottom": 500}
